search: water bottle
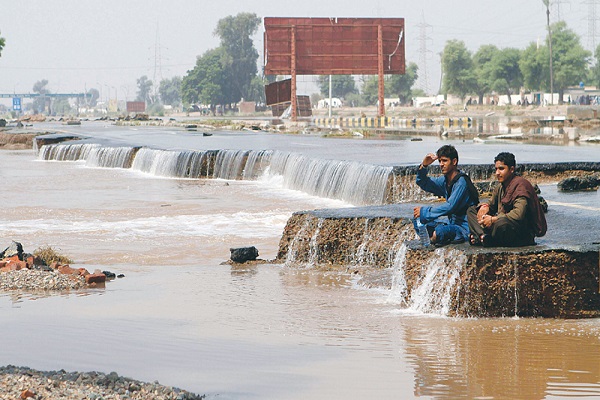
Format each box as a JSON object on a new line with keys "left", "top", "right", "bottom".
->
{"left": 413, "top": 218, "right": 431, "bottom": 247}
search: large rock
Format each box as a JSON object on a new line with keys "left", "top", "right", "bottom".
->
{"left": 558, "top": 175, "right": 600, "bottom": 191}
{"left": 0, "top": 241, "right": 24, "bottom": 261}
{"left": 230, "top": 246, "right": 259, "bottom": 263}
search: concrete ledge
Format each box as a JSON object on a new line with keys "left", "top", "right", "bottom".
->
{"left": 277, "top": 205, "right": 600, "bottom": 318}
{"left": 313, "top": 116, "right": 474, "bottom": 129}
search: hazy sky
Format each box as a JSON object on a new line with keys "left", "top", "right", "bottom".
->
{"left": 0, "top": 0, "right": 594, "bottom": 104}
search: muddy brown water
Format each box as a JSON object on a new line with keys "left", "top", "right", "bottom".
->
{"left": 0, "top": 129, "right": 600, "bottom": 399}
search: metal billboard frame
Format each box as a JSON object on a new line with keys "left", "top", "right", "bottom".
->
{"left": 264, "top": 17, "right": 405, "bottom": 118}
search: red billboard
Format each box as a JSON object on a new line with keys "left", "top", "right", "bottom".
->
{"left": 264, "top": 17, "right": 405, "bottom": 76}
{"left": 126, "top": 101, "right": 146, "bottom": 113}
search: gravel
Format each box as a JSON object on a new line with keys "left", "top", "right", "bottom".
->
{"left": 0, "top": 270, "right": 87, "bottom": 291}
{"left": 0, "top": 366, "right": 205, "bottom": 399}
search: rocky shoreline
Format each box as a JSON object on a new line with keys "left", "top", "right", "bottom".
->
{"left": 0, "top": 366, "right": 204, "bottom": 399}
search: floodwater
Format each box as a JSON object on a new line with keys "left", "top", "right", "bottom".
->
{"left": 1, "top": 123, "right": 600, "bottom": 399}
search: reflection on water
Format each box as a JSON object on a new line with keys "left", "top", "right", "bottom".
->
{"left": 0, "top": 287, "right": 104, "bottom": 306}
{"left": 401, "top": 317, "right": 600, "bottom": 399}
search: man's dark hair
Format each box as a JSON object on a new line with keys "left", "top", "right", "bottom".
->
{"left": 494, "top": 152, "right": 516, "bottom": 168}
{"left": 436, "top": 145, "right": 459, "bottom": 162}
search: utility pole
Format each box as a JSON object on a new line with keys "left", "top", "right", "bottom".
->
{"left": 543, "top": 0, "right": 554, "bottom": 105}
{"left": 328, "top": 75, "right": 332, "bottom": 118}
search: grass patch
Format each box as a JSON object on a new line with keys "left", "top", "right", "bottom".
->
{"left": 33, "top": 245, "right": 73, "bottom": 265}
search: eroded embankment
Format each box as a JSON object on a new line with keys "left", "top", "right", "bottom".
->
{"left": 277, "top": 206, "right": 600, "bottom": 318}
{"left": 385, "top": 162, "right": 600, "bottom": 203}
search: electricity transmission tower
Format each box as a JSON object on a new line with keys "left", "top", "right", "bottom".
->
{"left": 586, "top": 0, "right": 600, "bottom": 52}
{"left": 152, "top": 22, "right": 164, "bottom": 103}
{"left": 552, "top": 0, "right": 570, "bottom": 20}
{"left": 416, "top": 12, "right": 432, "bottom": 95}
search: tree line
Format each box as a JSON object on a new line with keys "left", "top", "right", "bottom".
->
{"left": 442, "top": 21, "right": 595, "bottom": 104}
{"left": 6, "top": 16, "right": 599, "bottom": 115}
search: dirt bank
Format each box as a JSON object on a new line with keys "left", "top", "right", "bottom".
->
{"left": 0, "top": 131, "right": 38, "bottom": 150}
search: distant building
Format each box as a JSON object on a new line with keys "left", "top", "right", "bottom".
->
{"left": 317, "top": 98, "right": 342, "bottom": 108}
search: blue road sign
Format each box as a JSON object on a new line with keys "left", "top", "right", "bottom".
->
{"left": 13, "top": 97, "right": 21, "bottom": 111}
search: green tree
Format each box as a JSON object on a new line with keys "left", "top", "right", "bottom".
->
{"left": 550, "top": 22, "right": 590, "bottom": 102}
{"left": 159, "top": 76, "right": 182, "bottom": 106}
{"left": 589, "top": 43, "right": 600, "bottom": 88}
{"left": 87, "top": 88, "right": 100, "bottom": 107}
{"left": 519, "top": 42, "right": 546, "bottom": 92}
{"left": 214, "top": 13, "right": 261, "bottom": 103}
{"left": 387, "top": 62, "right": 419, "bottom": 104}
{"left": 136, "top": 75, "right": 153, "bottom": 104}
{"left": 0, "top": 31, "right": 5, "bottom": 57}
{"left": 246, "top": 75, "right": 266, "bottom": 104}
{"left": 32, "top": 79, "right": 50, "bottom": 114}
{"left": 489, "top": 48, "right": 523, "bottom": 104}
{"left": 521, "top": 22, "right": 589, "bottom": 103}
{"left": 473, "top": 45, "right": 499, "bottom": 104}
{"left": 317, "top": 75, "right": 358, "bottom": 99}
{"left": 52, "top": 98, "right": 72, "bottom": 115}
{"left": 441, "top": 40, "right": 477, "bottom": 100}
{"left": 360, "top": 75, "right": 383, "bottom": 105}
{"left": 181, "top": 48, "right": 227, "bottom": 113}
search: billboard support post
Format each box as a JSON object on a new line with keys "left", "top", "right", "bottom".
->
{"left": 378, "top": 24, "right": 385, "bottom": 117}
{"left": 291, "top": 25, "right": 298, "bottom": 121}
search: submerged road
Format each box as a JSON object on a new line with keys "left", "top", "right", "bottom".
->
{"left": 36, "top": 120, "right": 600, "bottom": 167}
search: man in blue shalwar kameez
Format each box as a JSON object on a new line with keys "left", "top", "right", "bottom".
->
{"left": 413, "top": 145, "right": 479, "bottom": 246}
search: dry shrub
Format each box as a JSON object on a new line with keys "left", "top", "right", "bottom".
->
{"left": 33, "top": 245, "right": 73, "bottom": 265}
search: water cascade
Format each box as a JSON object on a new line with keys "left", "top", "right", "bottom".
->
{"left": 267, "top": 151, "right": 392, "bottom": 205}
{"left": 403, "top": 248, "right": 467, "bottom": 315}
{"left": 39, "top": 143, "right": 392, "bottom": 205}
{"left": 39, "top": 143, "right": 100, "bottom": 162}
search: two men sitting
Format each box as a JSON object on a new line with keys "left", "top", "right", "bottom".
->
{"left": 414, "top": 146, "right": 546, "bottom": 247}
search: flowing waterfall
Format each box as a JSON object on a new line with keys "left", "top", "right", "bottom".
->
{"left": 388, "top": 247, "right": 466, "bottom": 316}
{"left": 284, "top": 215, "right": 316, "bottom": 266}
{"left": 39, "top": 143, "right": 100, "bottom": 162}
{"left": 131, "top": 148, "right": 213, "bottom": 178}
{"left": 243, "top": 150, "right": 273, "bottom": 180}
{"left": 387, "top": 243, "right": 409, "bottom": 306}
{"left": 307, "top": 218, "right": 324, "bottom": 266}
{"left": 266, "top": 151, "right": 392, "bottom": 205}
{"left": 39, "top": 143, "right": 393, "bottom": 205}
{"left": 354, "top": 219, "right": 373, "bottom": 266}
{"left": 409, "top": 248, "right": 466, "bottom": 315}
{"left": 86, "top": 146, "right": 138, "bottom": 168}
{"left": 213, "top": 150, "right": 250, "bottom": 180}
{"left": 39, "top": 143, "right": 136, "bottom": 169}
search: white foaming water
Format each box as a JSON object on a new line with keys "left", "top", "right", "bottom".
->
{"left": 409, "top": 248, "right": 466, "bottom": 315}
{"left": 284, "top": 214, "right": 314, "bottom": 265}
{"left": 0, "top": 211, "right": 290, "bottom": 240}
{"left": 387, "top": 243, "right": 409, "bottom": 305}
{"left": 387, "top": 246, "right": 466, "bottom": 316}
{"left": 306, "top": 217, "right": 324, "bottom": 267}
